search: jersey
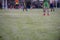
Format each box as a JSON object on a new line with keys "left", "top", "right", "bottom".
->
{"left": 44, "top": 2, "right": 49, "bottom": 8}
{"left": 15, "top": 0, "right": 19, "bottom": 4}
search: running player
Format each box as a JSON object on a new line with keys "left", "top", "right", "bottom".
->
{"left": 43, "top": 0, "right": 50, "bottom": 16}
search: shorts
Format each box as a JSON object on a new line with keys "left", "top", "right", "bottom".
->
{"left": 44, "top": 5, "right": 49, "bottom": 9}
{"left": 50, "top": 4, "right": 54, "bottom": 8}
{"left": 15, "top": 4, "right": 19, "bottom": 7}
{"left": 44, "top": 2, "right": 49, "bottom": 8}
{"left": 15, "top": 4, "right": 19, "bottom": 9}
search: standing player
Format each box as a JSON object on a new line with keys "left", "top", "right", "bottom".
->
{"left": 23, "top": 0, "right": 28, "bottom": 11}
{"left": 50, "top": 0, "right": 55, "bottom": 12}
{"left": 43, "top": 0, "right": 50, "bottom": 16}
{"left": 15, "top": 0, "right": 19, "bottom": 9}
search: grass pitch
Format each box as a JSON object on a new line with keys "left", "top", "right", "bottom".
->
{"left": 0, "top": 9, "right": 60, "bottom": 40}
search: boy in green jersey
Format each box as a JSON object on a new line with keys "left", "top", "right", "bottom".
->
{"left": 43, "top": 0, "right": 50, "bottom": 16}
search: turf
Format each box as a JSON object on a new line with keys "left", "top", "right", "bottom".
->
{"left": 0, "top": 9, "right": 60, "bottom": 40}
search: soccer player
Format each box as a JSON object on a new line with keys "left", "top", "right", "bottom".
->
{"left": 23, "top": 0, "right": 28, "bottom": 11}
{"left": 50, "top": 0, "right": 55, "bottom": 12}
{"left": 43, "top": 0, "right": 50, "bottom": 16}
{"left": 15, "top": 0, "right": 19, "bottom": 9}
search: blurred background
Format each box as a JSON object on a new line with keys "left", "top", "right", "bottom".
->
{"left": 0, "top": 0, "right": 60, "bottom": 40}
{"left": 0, "top": 0, "right": 60, "bottom": 9}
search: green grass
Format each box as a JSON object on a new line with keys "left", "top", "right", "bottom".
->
{"left": 0, "top": 9, "right": 60, "bottom": 40}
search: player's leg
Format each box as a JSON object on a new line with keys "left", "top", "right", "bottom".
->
{"left": 43, "top": 8, "right": 46, "bottom": 16}
{"left": 51, "top": 7, "right": 54, "bottom": 12}
{"left": 47, "top": 8, "right": 49, "bottom": 15}
{"left": 23, "top": 6, "right": 28, "bottom": 11}
{"left": 25, "top": 7, "right": 28, "bottom": 11}
{"left": 22, "top": 5, "right": 26, "bottom": 11}
{"left": 22, "top": 5, "right": 24, "bottom": 11}
{"left": 50, "top": 3, "right": 54, "bottom": 12}
{"left": 30, "top": 6, "right": 32, "bottom": 10}
{"left": 23, "top": 7, "right": 24, "bottom": 11}
{"left": 50, "top": 3, "right": 52, "bottom": 12}
{"left": 26, "top": 8, "right": 28, "bottom": 11}
{"left": 52, "top": 2, "right": 55, "bottom": 12}
{"left": 52, "top": 7, "right": 55, "bottom": 11}
{"left": 46, "top": 2, "right": 50, "bottom": 15}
